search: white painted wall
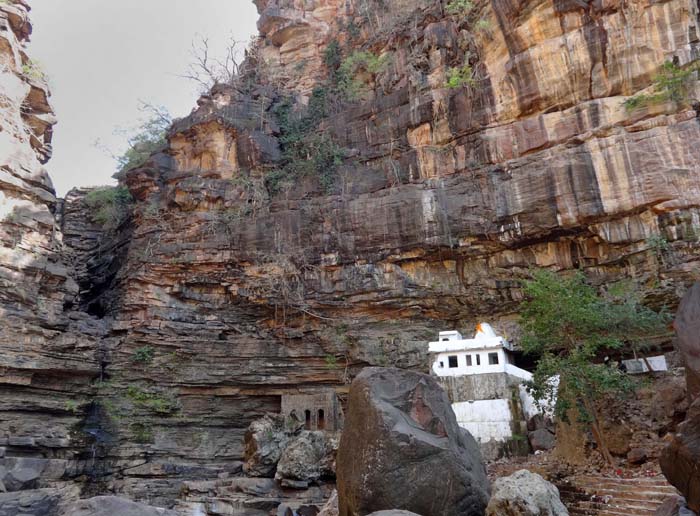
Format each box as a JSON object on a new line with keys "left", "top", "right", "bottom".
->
{"left": 432, "top": 347, "right": 509, "bottom": 377}
{"left": 452, "top": 399, "right": 513, "bottom": 442}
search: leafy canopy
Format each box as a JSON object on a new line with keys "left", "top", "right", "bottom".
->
{"left": 116, "top": 104, "right": 172, "bottom": 174}
{"left": 521, "top": 269, "right": 670, "bottom": 423}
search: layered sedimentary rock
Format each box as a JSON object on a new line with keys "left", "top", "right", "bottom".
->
{"left": 0, "top": 0, "right": 101, "bottom": 483}
{"left": 4, "top": 0, "right": 700, "bottom": 512}
{"left": 58, "top": 0, "right": 700, "bottom": 507}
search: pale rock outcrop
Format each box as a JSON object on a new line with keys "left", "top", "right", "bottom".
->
{"left": 486, "top": 469, "right": 568, "bottom": 516}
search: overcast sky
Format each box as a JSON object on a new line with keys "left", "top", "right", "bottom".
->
{"left": 29, "top": 1, "right": 259, "bottom": 196}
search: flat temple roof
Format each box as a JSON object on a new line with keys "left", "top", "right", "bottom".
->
{"left": 428, "top": 336, "right": 510, "bottom": 353}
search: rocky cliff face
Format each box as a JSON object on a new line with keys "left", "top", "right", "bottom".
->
{"left": 0, "top": 0, "right": 101, "bottom": 468}
{"left": 3, "top": 0, "right": 700, "bottom": 512}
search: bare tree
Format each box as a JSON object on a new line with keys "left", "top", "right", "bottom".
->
{"left": 181, "top": 34, "right": 244, "bottom": 92}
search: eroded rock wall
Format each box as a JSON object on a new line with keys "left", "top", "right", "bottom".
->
{"left": 78, "top": 0, "right": 700, "bottom": 506}
{"left": 4, "top": 0, "right": 700, "bottom": 511}
{"left": 0, "top": 0, "right": 101, "bottom": 467}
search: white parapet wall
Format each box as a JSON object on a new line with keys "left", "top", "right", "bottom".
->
{"left": 452, "top": 399, "right": 514, "bottom": 443}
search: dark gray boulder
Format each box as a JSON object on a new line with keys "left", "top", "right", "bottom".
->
{"left": 661, "top": 283, "right": 700, "bottom": 512}
{"left": 276, "top": 430, "right": 339, "bottom": 484}
{"left": 336, "top": 367, "right": 489, "bottom": 516}
{"left": 675, "top": 282, "right": 700, "bottom": 401}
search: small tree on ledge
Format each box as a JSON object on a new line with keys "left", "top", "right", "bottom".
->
{"left": 520, "top": 269, "right": 670, "bottom": 464}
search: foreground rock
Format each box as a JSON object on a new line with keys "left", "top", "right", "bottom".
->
{"left": 661, "top": 400, "right": 700, "bottom": 513}
{"left": 654, "top": 495, "right": 697, "bottom": 515}
{"left": 276, "top": 431, "right": 340, "bottom": 485}
{"left": 661, "top": 283, "right": 700, "bottom": 512}
{"left": 244, "top": 414, "right": 292, "bottom": 477}
{"left": 675, "top": 283, "right": 700, "bottom": 399}
{"left": 337, "top": 367, "right": 489, "bottom": 516}
{"left": 60, "top": 496, "right": 177, "bottom": 516}
{"left": 486, "top": 469, "right": 568, "bottom": 516}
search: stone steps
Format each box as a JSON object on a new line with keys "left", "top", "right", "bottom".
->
{"left": 559, "top": 474, "right": 679, "bottom": 516}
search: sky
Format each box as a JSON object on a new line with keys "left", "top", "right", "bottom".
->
{"left": 29, "top": 0, "right": 259, "bottom": 196}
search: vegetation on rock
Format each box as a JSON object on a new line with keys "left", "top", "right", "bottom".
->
{"left": 445, "top": 64, "right": 475, "bottom": 89}
{"left": 267, "top": 89, "right": 344, "bottom": 195}
{"left": 446, "top": 0, "right": 475, "bottom": 16}
{"left": 624, "top": 60, "right": 698, "bottom": 111}
{"left": 337, "top": 50, "right": 388, "bottom": 100}
{"left": 21, "top": 59, "right": 46, "bottom": 82}
{"left": 116, "top": 105, "right": 172, "bottom": 173}
{"left": 84, "top": 185, "right": 133, "bottom": 229}
{"left": 520, "top": 269, "right": 670, "bottom": 463}
{"left": 132, "top": 345, "right": 155, "bottom": 364}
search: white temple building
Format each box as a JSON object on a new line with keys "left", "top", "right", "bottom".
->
{"left": 428, "top": 323, "right": 543, "bottom": 459}
{"left": 429, "top": 324, "right": 530, "bottom": 380}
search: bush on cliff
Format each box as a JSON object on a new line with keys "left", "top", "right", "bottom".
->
{"left": 115, "top": 103, "right": 172, "bottom": 174}
{"left": 624, "top": 60, "right": 698, "bottom": 111}
{"left": 520, "top": 269, "right": 670, "bottom": 463}
{"left": 337, "top": 50, "right": 388, "bottom": 100}
{"left": 268, "top": 90, "right": 344, "bottom": 195}
{"left": 84, "top": 186, "right": 133, "bottom": 229}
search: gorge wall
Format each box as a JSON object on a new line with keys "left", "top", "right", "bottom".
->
{"left": 2, "top": 0, "right": 700, "bottom": 512}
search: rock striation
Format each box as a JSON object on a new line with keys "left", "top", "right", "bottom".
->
{"left": 3, "top": 0, "right": 700, "bottom": 512}
{"left": 0, "top": 0, "right": 102, "bottom": 505}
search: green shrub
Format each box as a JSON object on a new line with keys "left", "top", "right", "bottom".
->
{"left": 624, "top": 60, "right": 698, "bottom": 111}
{"left": 520, "top": 269, "right": 670, "bottom": 463}
{"left": 337, "top": 50, "right": 388, "bottom": 100}
{"left": 64, "top": 400, "right": 80, "bottom": 414}
{"left": 324, "top": 39, "right": 342, "bottom": 81}
{"left": 446, "top": 0, "right": 475, "bottom": 15}
{"left": 125, "top": 386, "right": 179, "bottom": 415}
{"left": 324, "top": 354, "right": 338, "bottom": 369}
{"left": 267, "top": 91, "right": 344, "bottom": 195}
{"left": 21, "top": 59, "right": 45, "bottom": 81}
{"left": 117, "top": 106, "right": 171, "bottom": 173}
{"left": 84, "top": 186, "right": 133, "bottom": 228}
{"left": 445, "top": 64, "right": 475, "bottom": 89}
{"left": 132, "top": 345, "right": 155, "bottom": 364}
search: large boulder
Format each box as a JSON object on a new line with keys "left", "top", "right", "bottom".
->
{"left": 276, "top": 430, "right": 340, "bottom": 484}
{"left": 486, "top": 469, "right": 568, "bottom": 516}
{"left": 661, "top": 282, "right": 700, "bottom": 511}
{"left": 243, "top": 414, "right": 292, "bottom": 477}
{"left": 60, "top": 496, "right": 177, "bottom": 516}
{"left": 675, "top": 282, "right": 700, "bottom": 401}
{"left": 660, "top": 399, "right": 700, "bottom": 513}
{"left": 336, "top": 367, "right": 489, "bottom": 516}
{"left": 528, "top": 428, "right": 556, "bottom": 452}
